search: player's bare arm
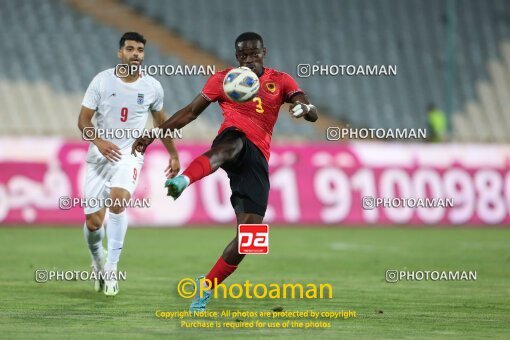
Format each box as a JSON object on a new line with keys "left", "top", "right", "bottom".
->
{"left": 151, "top": 109, "right": 181, "bottom": 178}
{"left": 132, "top": 94, "right": 210, "bottom": 155}
{"left": 288, "top": 93, "right": 319, "bottom": 122}
{"left": 77, "top": 105, "right": 121, "bottom": 162}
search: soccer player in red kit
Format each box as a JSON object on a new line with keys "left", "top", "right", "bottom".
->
{"left": 132, "top": 32, "right": 318, "bottom": 311}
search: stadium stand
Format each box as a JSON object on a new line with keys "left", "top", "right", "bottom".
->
{"left": 0, "top": 0, "right": 317, "bottom": 140}
{"left": 0, "top": 0, "right": 201, "bottom": 137}
{"left": 125, "top": 0, "right": 510, "bottom": 142}
{"left": 1, "top": 0, "right": 509, "bottom": 142}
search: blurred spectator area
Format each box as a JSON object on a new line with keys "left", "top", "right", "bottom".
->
{"left": 0, "top": 0, "right": 509, "bottom": 142}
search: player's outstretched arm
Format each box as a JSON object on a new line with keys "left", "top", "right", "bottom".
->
{"left": 288, "top": 93, "right": 319, "bottom": 122}
{"left": 132, "top": 94, "right": 210, "bottom": 155}
{"left": 152, "top": 109, "right": 180, "bottom": 178}
{"left": 78, "top": 105, "right": 121, "bottom": 162}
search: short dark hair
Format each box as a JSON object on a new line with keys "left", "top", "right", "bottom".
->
{"left": 119, "top": 32, "right": 146, "bottom": 49}
{"left": 235, "top": 32, "right": 263, "bottom": 47}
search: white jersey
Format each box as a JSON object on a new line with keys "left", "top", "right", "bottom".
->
{"left": 82, "top": 68, "right": 164, "bottom": 162}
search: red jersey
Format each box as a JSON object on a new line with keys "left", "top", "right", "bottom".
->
{"left": 201, "top": 67, "right": 304, "bottom": 161}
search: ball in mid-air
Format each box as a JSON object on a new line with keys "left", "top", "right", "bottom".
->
{"left": 223, "top": 67, "right": 260, "bottom": 102}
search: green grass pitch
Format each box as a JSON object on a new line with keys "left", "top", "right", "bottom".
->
{"left": 0, "top": 227, "right": 509, "bottom": 339}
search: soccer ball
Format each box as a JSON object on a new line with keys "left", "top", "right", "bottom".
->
{"left": 223, "top": 67, "right": 260, "bottom": 102}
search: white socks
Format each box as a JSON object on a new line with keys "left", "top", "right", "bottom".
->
{"left": 105, "top": 211, "right": 128, "bottom": 272}
{"left": 83, "top": 224, "right": 105, "bottom": 267}
{"left": 182, "top": 175, "right": 191, "bottom": 187}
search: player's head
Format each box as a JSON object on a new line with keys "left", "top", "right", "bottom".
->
{"left": 235, "top": 32, "right": 266, "bottom": 76}
{"left": 118, "top": 32, "right": 146, "bottom": 67}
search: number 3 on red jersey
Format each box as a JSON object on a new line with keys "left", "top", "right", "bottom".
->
{"left": 252, "top": 97, "right": 264, "bottom": 114}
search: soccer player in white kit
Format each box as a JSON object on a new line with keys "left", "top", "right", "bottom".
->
{"left": 77, "top": 32, "right": 180, "bottom": 296}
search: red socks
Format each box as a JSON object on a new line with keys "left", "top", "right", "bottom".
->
{"left": 184, "top": 157, "right": 236, "bottom": 288}
{"left": 182, "top": 155, "right": 213, "bottom": 185}
{"left": 205, "top": 257, "right": 238, "bottom": 288}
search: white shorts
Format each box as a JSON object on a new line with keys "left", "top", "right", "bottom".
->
{"left": 84, "top": 154, "right": 143, "bottom": 214}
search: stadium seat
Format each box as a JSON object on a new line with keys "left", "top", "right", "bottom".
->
{"left": 123, "top": 0, "right": 510, "bottom": 142}
{"left": 0, "top": 0, "right": 217, "bottom": 138}
{"left": 2, "top": 0, "right": 510, "bottom": 141}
